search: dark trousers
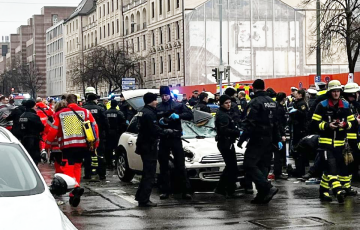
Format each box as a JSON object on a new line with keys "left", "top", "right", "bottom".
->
{"left": 22, "top": 136, "right": 40, "bottom": 165}
{"left": 216, "top": 140, "right": 238, "bottom": 194}
{"left": 292, "top": 129, "right": 308, "bottom": 176}
{"left": 135, "top": 153, "right": 158, "bottom": 203}
{"left": 105, "top": 135, "right": 119, "bottom": 167}
{"left": 309, "top": 152, "right": 323, "bottom": 176}
{"left": 244, "top": 141, "right": 273, "bottom": 195}
{"left": 84, "top": 139, "right": 106, "bottom": 178}
{"left": 158, "top": 137, "right": 191, "bottom": 194}
{"left": 274, "top": 141, "right": 286, "bottom": 176}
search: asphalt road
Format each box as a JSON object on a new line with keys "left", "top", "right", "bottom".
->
{"left": 40, "top": 164, "right": 360, "bottom": 230}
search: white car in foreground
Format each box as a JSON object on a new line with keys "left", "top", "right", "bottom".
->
{"left": 115, "top": 89, "right": 245, "bottom": 183}
{"left": 0, "top": 127, "right": 76, "bottom": 230}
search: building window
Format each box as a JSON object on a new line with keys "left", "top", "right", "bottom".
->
{"left": 143, "top": 61, "right": 146, "bottom": 77}
{"left": 177, "top": 52, "right": 180, "bottom": 71}
{"left": 152, "top": 2, "right": 155, "bottom": 18}
{"left": 104, "top": 26, "right": 106, "bottom": 38}
{"left": 160, "top": 56, "right": 163, "bottom": 74}
{"left": 131, "top": 39, "right": 134, "bottom": 53}
{"left": 99, "top": 7, "right": 101, "bottom": 18}
{"left": 76, "top": 20, "right": 78, "bottom": 30}
{"left": 176, "top": 0, "right": 180, "bottom": 8}
{"left": 168, "top": 0, "right": 171, "bottom": 11}
{"left": 126, "top": 41, "right": 128, "bottom": 54}
{"left": 52, "top": 14, "right": 58, "bottom": 25}
{"left": 108, "top": 23, "right": 110, "bottom": 36}
{"left": 100, "top": 27, "right": 102, "bottom": 39}
{"left": 143, "top": 35, "right": 146, "bottom": 50}
{"left": 137, "top": 37, "right": 140, "bottom": 52}
{"left": 112, "top": 0, "right": 114, "bottom": 12}
{"left": 112, "top": 21, "right": 114, "bottom": 35}
{"left": 168, "top": 55, "right": 171, "bottom": 72}
{"left": 152, "top": 58, "right": 155, "bottom": 75}
{"left": 117, "top": 19, "right": 119, "bottom": 33}
{"left": 159, "top": 28, "right": 163, "bottom": 44}
{"left": 176, "top": 21, "right": 180, "bottom": 39}
{"left": 159, "top": 0, "right": 162, "bottom": 15}
{"left": 152, "top": 30, "right": 155, "bottom": 46}
{"left": 116, "top": 0, "right": 119, "bottom": 9}
{"left": 168, "top": 24, "right": 171, "bottom": 42}
{"left": 103, "top": 4, "right": 105, "bottom": 16}
{"left": 107, "top": 2, "right": 109, "bottom": 14}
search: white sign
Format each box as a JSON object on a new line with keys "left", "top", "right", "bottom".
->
{"left": 348, "top": 73, "right": 354, "bottom": 83}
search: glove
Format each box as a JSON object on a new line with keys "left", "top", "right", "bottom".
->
{"left": 278, "top": 142, "right": 283, "bottom": 150}
{"left": 126, "top": 120, "right": 130, "bottom": 125}
{"left": 159, "top": 118, "right": 168, "bottom": 126}
{"left": 289, "top": 109, "right": 297, "bottom": 113}
{"left": 169, "top": 113, "right": 180, "bottom": 120}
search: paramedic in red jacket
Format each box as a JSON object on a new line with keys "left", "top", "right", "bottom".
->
{"left": 35, "top": 97, "right": 54, "bottom": 160}
{"left": 47, "top": 94, "right": 99, "bottom": 207}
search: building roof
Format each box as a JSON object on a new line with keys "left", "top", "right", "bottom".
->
{"left": 66, "top": 0, "right": 95, "bottom": 22}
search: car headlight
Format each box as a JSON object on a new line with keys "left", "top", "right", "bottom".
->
{"left": 184, "top": 147, "right": 196, "bottom": 162}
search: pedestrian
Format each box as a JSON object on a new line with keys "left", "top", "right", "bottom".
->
{"left": 19, "top": 99, "right": 44, "bottom": 165}
{"left": 135, "top": 92, "right": 178, "bottom": 207}
{"left": 238, "top": 91, "right": 247, "bottom": 120}
{"left": 214, "top": 95, "right": 242, "bottom": 198}
{"left": 0, "top": 96, "right": 12, "bottom": 129}
{"left": 266, "top": 88, "right": 277, "bottom": 101}
{"left": 83, "top": 92, "right": 109, "bottom": 180}
{"left": 214, "top": 93, "right": 220, "bottom": 105}
{"left": 157, "top": 86, "right": 193, "bottom": 200}
{"left": 311, "top": 80, "right": 357, "bottom": 203}
{"left": 105, "top": 100, "right": 127, "bottom": 169}
{"left": 188, "top": 90, "right": 199, "bottom": 106}
{"left": 6, "top": 99, "right": 27, "bottom": 140}
{"left": 224, "top": 87, "right": 241, "bottom": 125}
{"left": 181, "top": 93, "right": 188, "bottom": 104}
{"left": 274, "top": 92, "right": 288, "bottom": 180}
{"left": 46, "top": 94, "right": 99, "bottom": 207}
{"left": 238, "top": 79, "right": 282, "bottom": 204}
{"left": 289, "top": 89, "right": 309, "bottom": 177}
{"left": 194, "top": 92, "right": 211, "bottom": 113}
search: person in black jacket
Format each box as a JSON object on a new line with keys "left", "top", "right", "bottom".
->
{"left": 238, "top": 79, "right": 282, "bottom": 204}
{"left": 238, "top": 91, "right": 247, "bottom": 120}
{"left": 289, "top": 89, "right": 309, "bottom": 177}
{"left": 274, "top": 92, "right": 288, "bottom": 180}
{"left": 120, "top": 100, "right": 136, "bottom": 124}
{"left": 157, "top": 86, "right": 193, "bottom": 200}
{"left": 83, "top": 93, "right": 109, "bottom": 180}
{"left": 135, "top": 93, "right": 178, "bottom": 207}
{"left": 224, "top": 87, "right": 241, "bottom": 125}
{"left": 214, "top": 95, "right": 242, "bottom": 198}
{"left": 188, "top": 90, "right": 199, "bottom": 106}
{"left": 6, "top": 99, "right": 27, "bottom": 140}
{"left": 194, "top": 92, "right": 211, "bottom": 113}
{"left": 105, "top": 100, "right": 127, "bottom": 169}
{"left": 19, "top": 100, "right": 44, "bottom": 165}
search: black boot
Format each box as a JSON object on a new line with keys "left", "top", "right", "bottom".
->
{"left": 138, "top": 201, "right": 157, "bottom": 207}
{"left": 69, "top": 187, "right": 84, "bottom": 207}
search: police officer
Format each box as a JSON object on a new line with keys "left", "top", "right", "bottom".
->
{"left": 83, "top": 93, "right": 109, "bottom": 180}
{"left": 309, "top": 82, "right": 327, "bottom": 120}
{"left": 311, "top": 80, "right": 357, "bottom": 203}
{"left": 19, "top": 99, "right": 44, "bottom": 165}
{"left": 307, "top": 88, "right": 318, "bottom": 120}
{"left": 105, "top": 100, "right": 127, "bottom": 169}
{"left": 224, "top": 87, "right": 241, "bottom": 125}
{"left": 194, "top": 92, "right": 211, "bottom": 113}
{"left": 6, "top": 99, "right": 27, "bottom": 140}
{"left": 238, "top": 79, "right": 282, "bottom": 204}
{"left": 157, "top": 86, "right": 193, "bottom": 200}
{"left": 289, "top": 89, "right": 309, "bottom": 177}
{"left": 188, "top": 90, "right": 200, "bottom": 106}
{"left": 135, "top": 93, "right": 178, "bottom": 207}
{"left": 214, "top": 95, "right": 242, "bottom": 198}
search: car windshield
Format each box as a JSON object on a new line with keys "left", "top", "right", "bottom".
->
{"left": 181, "top": 118, "right": 217, "bottom": 139}
{"left": 127, "top": 96, "right": 162, "bottom": 111}
{"left": 0, "top": 144, "right": 45, "bottom": 197}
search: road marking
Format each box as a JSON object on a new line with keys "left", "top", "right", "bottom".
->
{"left": 107, "top": 189, "right": 137, "bottom": 205}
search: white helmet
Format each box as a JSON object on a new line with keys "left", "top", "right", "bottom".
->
{"left": 327, "top": 80, "right": 342, "bottom": 92}
{"left": 344, "top": 83, "right": 359, "bottom": 94}
{"left": 85, "top": 87, "right": 96, "bottom": 95}
{"left": 307, "top": 89, "right": 317, "bottom": 95}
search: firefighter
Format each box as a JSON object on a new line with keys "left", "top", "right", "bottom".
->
{"left": 157, "top": 86, "right": 193, "bottom": 200}
{"left": 105, "top": 100, "right": 127, "bottom": 169}
{"left": 46, "top": 94, "right": 99, "bottom": 207}
{"left": 19, "top": 100, "right": 44, "bottom": 165}
{"left": 311, "top": 80, "right": 357, "bottom": 203}
{"left": 238, "top": 79, "right": 282, "bottom": 204}
{"left": 289, "top": 89, "right": 309, "bottom": 177}
{"left": 214, "top": 95, "right": 242, "bottom": 198}
{"left": 83, "top": 93, "right": 109, "bottom": 180}
{"left": 194, "top": 92, "right": 211, "bottom": 113}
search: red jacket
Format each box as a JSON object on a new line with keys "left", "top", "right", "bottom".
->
{"left": 36, "top": 102, "right": 54, "bottom": 134}
{"left": 47, "top": 103, "right": 99, "bottom": 150}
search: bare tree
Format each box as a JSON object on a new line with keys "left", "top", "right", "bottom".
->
{"left": 303, "top": 0, "right": 360, "bottom": 73}
{"left": 17, "top": 63, "right": 44, "bottom": 98}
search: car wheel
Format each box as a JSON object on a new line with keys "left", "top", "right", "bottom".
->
{"left": 115, "top": 149, "right": 135, "bottom": 182}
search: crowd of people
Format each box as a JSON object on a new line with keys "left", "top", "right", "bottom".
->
{"left": 1, "top": 78, "right": 360, "bottom": 208}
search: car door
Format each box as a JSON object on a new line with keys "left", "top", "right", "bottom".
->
{"left": 123, "top": 116, "right": 143, "bottom": 171}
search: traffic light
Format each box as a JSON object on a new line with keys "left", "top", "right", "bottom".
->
{"left": 224, "top": 66, "right": 230, "bottom": 80}
{"left": 212, "top": 68, "right": 218, "bottom": 82}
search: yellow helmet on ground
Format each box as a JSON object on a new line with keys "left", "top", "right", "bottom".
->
{"left": 327, "top": 80, "right": 342, "bottom": 91}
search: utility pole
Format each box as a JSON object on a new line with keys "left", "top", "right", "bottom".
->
{"left": 316, "top": 0, "right": 321, "bottom": 78}
{"left": 219, "top": 0, "right": 223, "bottom": 95}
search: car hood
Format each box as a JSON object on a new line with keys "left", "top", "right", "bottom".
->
{"left": 0, "top": 191, "right": 76, "bottom": 230}
{"left": 183, "top": 138, "right": 245, "bottom": 162}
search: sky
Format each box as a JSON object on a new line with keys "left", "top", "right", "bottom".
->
{"left": 0, "top": 0, "right": 80, "bottom": 40}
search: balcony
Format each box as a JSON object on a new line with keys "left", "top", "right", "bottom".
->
{"left": 123, "top": 0, "right": 147, "bottom": 13}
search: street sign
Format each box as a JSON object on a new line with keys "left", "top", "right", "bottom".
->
{"left": 324, "top": 76, "right": 330, "bottom": 83}
{"left": 315, "top": 75, "right": 321, "bottom": 83}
